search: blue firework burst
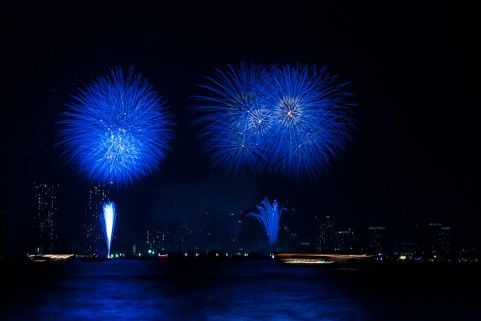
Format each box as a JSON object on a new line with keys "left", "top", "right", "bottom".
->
{"left": 263, "top": 64, "right": 356, "bottom": 180}
{"left": 193, "top": 62, "right": 356, "bottom": 181}
{"left": 192, "top": 62, "right": 272, "bottom": 175}
{"left": 57, "top": 67, "right": 174, "bottom": 186}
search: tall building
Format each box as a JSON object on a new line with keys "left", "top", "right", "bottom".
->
{"left": 315, "top": 215, "right": 335, "bottom": 253}
{"left": 190, "top": 208, "right": 215, "bottom": 251}
{"left": 425, "top": 222, "right": 452, "bottom": 259}
{"left": 411, "top": 223, "right": 423, "bottom": 256}
{"left": 146, "top": 229, "right": 171, "bottom": 253}
{"left": 411, "top": 222, "right": 452, "bottom": 260}
{"left": 334, "top": 228, "right": 355, "bottom": 253}
{"left": 368, "top": 226, "right": 386, "bottom": 254}
{"left": 32, "top": 183, "right": 60, "bottom": 254}
{"left": 84, "top": 183, "right": 113, "bottom": 256}
{"left": 173, "top": 219, "right": 192, "bottom": 252}
{"left": 226, "top": 211, "right": 243, "bottom": 252}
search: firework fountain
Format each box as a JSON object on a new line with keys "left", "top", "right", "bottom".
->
{"left": 57, "top": 67, "right": 174, "bottom": 257}
{"left": 246, "top": 198, "right": 287, "bottom": 248}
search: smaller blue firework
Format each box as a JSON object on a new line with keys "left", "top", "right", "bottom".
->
{"left": 263, "top": 64, "right": 356, "bottom": 180}
{"left": 57, "top": 67, "right": 175, "bottom": 186}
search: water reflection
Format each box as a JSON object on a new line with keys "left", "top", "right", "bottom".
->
{"left": 1, "top": 259, "right": 479, "bottom": 321}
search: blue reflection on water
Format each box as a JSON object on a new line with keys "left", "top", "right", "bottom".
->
{"left": 1, "top": 259, "right": 479, "bottom": 321}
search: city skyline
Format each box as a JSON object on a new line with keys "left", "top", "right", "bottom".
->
{"left": 2, "top": 2, "right": 478, "bottom": 256}
{"left": 4, "top": 180, "right": 467, "bottom": 258}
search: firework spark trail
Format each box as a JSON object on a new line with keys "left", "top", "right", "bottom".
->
{"left": 193, "top": 62, "right": 356, "bottom": 181}
{"left": 57, "top": 67, "right": 174, "bottom": 186}
{"left": 246, "top": 197, "right": 287, "bottom": 247}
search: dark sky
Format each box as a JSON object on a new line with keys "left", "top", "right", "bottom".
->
{"left": 1, "top": 1, "right": 477, "bottom": 250}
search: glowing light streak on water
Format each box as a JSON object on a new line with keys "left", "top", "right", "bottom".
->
{"left": 102, "top": 202, "right": 116, "bottom": 258}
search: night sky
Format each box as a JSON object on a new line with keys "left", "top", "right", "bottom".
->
{"left": 1, "top": 2, "right": 477, "bottom": 250}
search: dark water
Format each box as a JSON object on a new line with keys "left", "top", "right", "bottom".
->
{"left": 1, "top": 259, "right": 480, "bottom": 321}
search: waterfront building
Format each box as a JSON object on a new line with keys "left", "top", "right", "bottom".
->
{"left": 315, "top": 215, "right": 335, "bottom": 253}
{"left": 334, "top": 228, "right": 355, "bottom": 253}
{"left": 32, "top": 182, "right": 60, "bottom": 254}
{"left": 368, "top": 226, "right": 386, "bottom": 254}
{"left": 84, "top": 183, "right": 113, "bottom": 256}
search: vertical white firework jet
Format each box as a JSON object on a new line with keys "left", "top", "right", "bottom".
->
{"left": 102, "top": 202, "right": 116, "bottom": 258}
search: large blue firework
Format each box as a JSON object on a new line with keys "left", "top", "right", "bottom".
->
{"left": 192, "top": 62, "right": 272, "bottom": 175}
{"left": 193, "top": 62, "right": 356, "bottom": 181}
{"left": 57, "top": 67, "right": 174, "bottom": 186}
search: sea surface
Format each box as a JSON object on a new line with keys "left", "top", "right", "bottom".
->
{"left": 1, "top": 258, "right": 480, "bottom": 321}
